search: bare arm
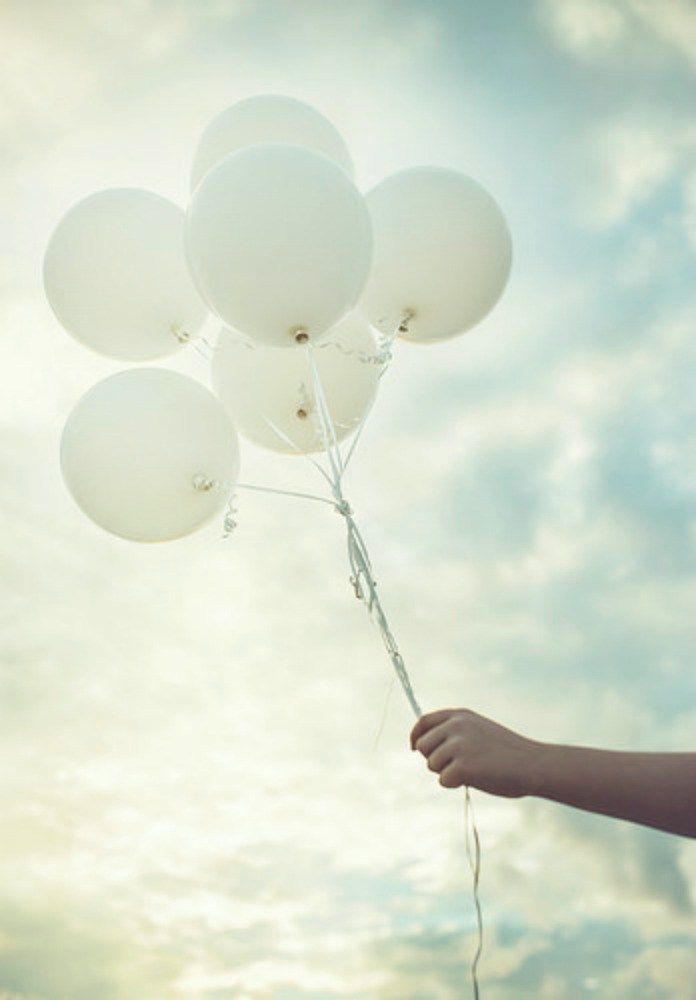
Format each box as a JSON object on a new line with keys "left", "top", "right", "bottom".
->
{"left": 410, "top": 708, "right": 696, "bottom": 838}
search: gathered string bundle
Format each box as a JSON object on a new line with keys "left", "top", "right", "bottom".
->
{"left": 230, "top": 329, "right": 484, "bottom": 998}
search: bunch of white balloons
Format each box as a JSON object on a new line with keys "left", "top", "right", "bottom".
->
{"left": 45, "top": 94, "right": 512, "bottom": 542}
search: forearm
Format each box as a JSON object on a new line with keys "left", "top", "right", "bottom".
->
{"left": 531, "top": 743, "right": 696, "bottom": 838}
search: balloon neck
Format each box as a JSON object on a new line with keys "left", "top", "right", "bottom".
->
{"left": 171, "top": 323, "right": 191, "bottom": 344}
{"left": 291, "top": 326, "right": 309, "bottom": 344}
{"left": 398, "top": 308, "right": 415, "bottom": 335}
{"left": 192, "top": 473, "right": 216, "bottom": 492}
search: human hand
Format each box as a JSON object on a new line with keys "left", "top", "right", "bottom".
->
{"left": 410, "top": 708, "right": 544, "bottom": 798}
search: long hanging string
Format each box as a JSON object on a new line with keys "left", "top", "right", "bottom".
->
{"left": 465, "top": 787, "right": 483, "bottom": 996}
{"left": 213, "top": 325, "right": 484, "bottom": 997}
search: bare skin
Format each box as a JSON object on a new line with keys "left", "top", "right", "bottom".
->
{"left": 410, "top": 708, "right": 696, "bottom": 839}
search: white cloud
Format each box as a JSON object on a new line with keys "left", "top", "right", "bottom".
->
{"left": 613, "top": 943, "right": 696, "bottom": 996}
{"left": 629, "top": 0, "right": 696, "bottom": 68}
{"left": 0, "top": 1, "right": 694, "bottom": 995}
{"left": 577, "top": 112, "right": 695, "bottom": 229}
{"left": 538, "top": 0, "right": 696, "bottom": 229}
{"left": 539, "top": 0, "right": 627, "bottom": 58}
{"left": 539, "top": 0, "right": 696, "bottom": 67}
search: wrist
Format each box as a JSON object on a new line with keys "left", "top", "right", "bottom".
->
{"left": 523, "top": 738, "right": 558, "bottom": 798}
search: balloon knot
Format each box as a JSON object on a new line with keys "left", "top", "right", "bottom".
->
{"left": 334, "top": 500, "right": 352, "bottom": 517}
{"left": 398, "top": 308, "right": 415, "bottom": 334}
{"left": 171, "top": 324, "right": 191, "bottom": 343}
{"left": 192, "top": 474, "right": 216, "bottom": 492}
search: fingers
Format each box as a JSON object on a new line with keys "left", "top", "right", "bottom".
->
{"left": 425, "top": 739, "right": 455, "bottom": 774}
{"left": 410, "top": 709, "right": 457, "bottom": 750}
{"left": 439, "top": 760, "right": 465, "bottom": 788}
{"left": 413, "top": 721, "right": 451, "bottom": 756}
{"left": 410, "top": 709, "right": 475, "bottom": 792}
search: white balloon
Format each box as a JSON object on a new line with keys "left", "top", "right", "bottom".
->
{"left": 211, "top": 313, "right": 380, "bottom": 454}
{"left": 44, "top": 189, "right": 208, "bottom": 361}
{"left": 358, "top": 167, "right": 512, "bottom": 343}
{"left": 60, "top": 368, "right": 239, "bottom": 542}
{"left": 190, "top": 94, "right": 353, "bottom": 191}
{"left": 186, "top": 143, "right": 373, "bottom": 348}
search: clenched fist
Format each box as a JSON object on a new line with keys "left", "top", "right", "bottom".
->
{"left": 410, "top": 708, "right": 543, "bottom": 798}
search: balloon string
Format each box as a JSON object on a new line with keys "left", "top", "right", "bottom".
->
{"left": 216, "top": 322, "right": 484, "bottom": 997}
{"left": 304, "top": 344, "right": 344, "bottom": 484}
{"left": 303, "top": 338, "right": 484, "bottom": 999}
{"left": 465, "top": 786, "right": 483, "bottom": 999}
{"left": 371, "top": 676, "right": 396, "bottom": 754}
{"left": 337, "top": 312, "right": 411, "bottom": 473}
{"left": 261, "top": 414, "right": 335, "bottom": 488}
{"left": 193, "top": 341, "right": 212, "bottom": 362}
{"left": 236, "top": 482, "right": 336, "bottom": 508}
{"left": 342, "top": 392, "right": 374, "bottom": 473}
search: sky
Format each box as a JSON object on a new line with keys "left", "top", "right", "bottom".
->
{"left": 0, "top": 0, "right": 695, "bottom": 997}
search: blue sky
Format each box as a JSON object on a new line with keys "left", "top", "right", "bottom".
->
{"left": 0, "top": 1, "right": 694, "bottom": 997}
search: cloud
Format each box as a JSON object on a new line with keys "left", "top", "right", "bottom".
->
{"left": 487, "top": 920, "right": 696, "bottom": 999}
{"left": 0, "top": 1, "right": 695, "bottom": 996}
{"left": 537, "top": 0, "right": 696, "bottom": 230}
{"left": 538, "top": 0, "right": 696, "bottom": 68}
{"left": 538, "top": 0, "right": 627, "bottom": 58}
{"left": 0, "top": 892, "right": 183, "bottom": 999}
{"left": 629, "top": 0, "right": 696, "bottom": 69}
{"left": 577, "top": 111, "right": 695, "bottom": 229}
{"left": 613, "top": 944, "right": 696, "bottom": 997}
